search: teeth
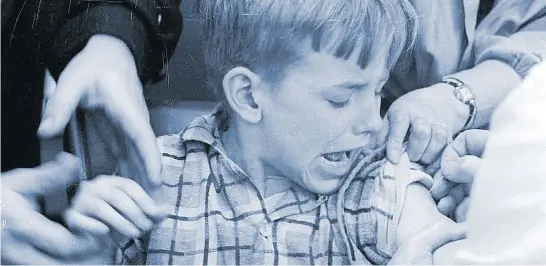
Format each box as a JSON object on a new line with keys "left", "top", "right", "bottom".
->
{"left": 323, "top": 151, "right": 349, "bottom": 162}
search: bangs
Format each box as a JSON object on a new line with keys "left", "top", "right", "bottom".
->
{"left": 202, "top": 0, "right": 417, "bottom": 98}
{"left": 307, "top": 1, "right": 416, "bottom": 70}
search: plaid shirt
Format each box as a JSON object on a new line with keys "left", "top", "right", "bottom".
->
{"left": 118, "top": 105, "right": 432, "bottom": 265}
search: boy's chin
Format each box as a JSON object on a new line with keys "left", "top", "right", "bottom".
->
{"left": 302, "top": 176, "right": 345, "bottom": 196}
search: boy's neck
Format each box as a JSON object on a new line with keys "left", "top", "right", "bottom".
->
{"left": 221, "top": 119, "right": 293, "bottom": 197}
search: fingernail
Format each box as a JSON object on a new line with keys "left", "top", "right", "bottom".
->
{"left": 38, "top": 116, "right": 54, "bottom": 135}
{"left": 150, "top": 204, "right": 170, "bottom": 221}
{"left": 442, "top": 164, "right": 454, "bottom": 177}
{"left": 129, "top": 227, "right": 142, "bottom": 238}
{"left": 390, "top": 149, "right": 400, "bottom": 164}
{"left": 158, "top": 204, "right": 171, "bottom": 215}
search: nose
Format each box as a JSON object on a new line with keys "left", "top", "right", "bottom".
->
{"left": 352, "top": 99, "right": 382, "bottom": 135}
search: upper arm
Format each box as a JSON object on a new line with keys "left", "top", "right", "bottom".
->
{"left": 474, "top": 1, "right": 546, "bottom": 77}
{"left": 396, "top": 182, "right": 454, "bottom": 247}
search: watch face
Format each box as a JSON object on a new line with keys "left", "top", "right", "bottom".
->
{"left": 455, "top": 86, "right": 475, "bottom": 102}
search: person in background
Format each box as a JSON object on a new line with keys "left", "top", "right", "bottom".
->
{"left": 380, "top": 0, "right": 546, "bottom": 179}
{"left": 1, "top": 0, "right": 181, "bottom": 264}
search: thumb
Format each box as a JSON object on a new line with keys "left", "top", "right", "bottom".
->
{"left": 413, "top": 222, "right": 466, "bottom": 251}
{"left": 2, "top": 152, "right": 82, "bottom": 197}
{"left": 441, "top": 129, "right": 489, "bottom": 177}
{"left": 38, "top": 60, "right": 87, "bottom": 138}
{"left": 445, "top": 155, "right": 481, "bottom": 184}
{"left": 386, "top": 109, "right": 410, "bottom": 164}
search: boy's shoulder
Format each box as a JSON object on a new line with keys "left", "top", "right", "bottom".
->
{"left": 157, "top": 133, "right": 186, "bottom": 157}
{"left": 341, "top": 152, "right": 433, "bottom": 219}
{"left": 156, "top": 104, "right": 225, "bottom": 160}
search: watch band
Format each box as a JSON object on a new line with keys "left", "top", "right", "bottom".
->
{"left": 442, "top": 77, "right": 477, "bottom": 131}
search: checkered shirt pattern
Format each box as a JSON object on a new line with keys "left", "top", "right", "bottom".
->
{"left": 117, "top": 104, "right": 432, "bottom": 265}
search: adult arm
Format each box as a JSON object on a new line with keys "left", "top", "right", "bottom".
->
{"left": 381, "top": 1, "right": 546, "bottom": 165}
{"left": 445, "top": 1, "right": 546, "bottom": 129}
{"left": 46, "top": 0, "right": 182, "bottom": 84}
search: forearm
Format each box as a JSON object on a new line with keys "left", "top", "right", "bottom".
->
{"left": 448, "top": 1, "right": 546, "bottom": 129}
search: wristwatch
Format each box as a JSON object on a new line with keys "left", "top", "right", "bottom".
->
{"left": 441, "top": 77, "right": 476, "bottom": 131}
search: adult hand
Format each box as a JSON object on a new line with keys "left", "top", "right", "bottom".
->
{"left": 389, "top": 222, "right": 466, "bottom": 265}
{"left": 1, "top": 153, "right": 113, "bottom": 264}
{"left": 38, "top": 34, "right": 161, "bottom": 191}
{"left": 379, "top": 83, "right": 468, "bottom": 165}
{"left": 430, "top": 129, "right": 489, "bottom": 222}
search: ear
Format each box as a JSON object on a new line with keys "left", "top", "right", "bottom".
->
{"left": 222, "top": 67, "right": 263, "bottom": 123}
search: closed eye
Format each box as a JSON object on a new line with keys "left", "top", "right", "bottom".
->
{"left": 327, "top": 99, "right": 350, "bottom": 108}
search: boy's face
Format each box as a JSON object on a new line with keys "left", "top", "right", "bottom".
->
{"left": 256, "top": 43, "right": 387, "bottom": 195}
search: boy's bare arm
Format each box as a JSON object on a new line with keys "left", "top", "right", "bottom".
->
{"left": 396, "top": 182, "right": 460, "bottom": 246}
{"left": 395, "top": 182, "right": 465, "bottom": 263}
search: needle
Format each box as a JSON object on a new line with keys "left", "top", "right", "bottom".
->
{"left": 429, "top": 174, "right": 446, "bottom": 192}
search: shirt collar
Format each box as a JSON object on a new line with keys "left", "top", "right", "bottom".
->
{"left": 178, "top": 104, "right": 325, "bottom": 220}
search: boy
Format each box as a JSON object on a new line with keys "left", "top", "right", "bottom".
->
{"left": 65, "top": 0, "right": 460, "bottom": 264}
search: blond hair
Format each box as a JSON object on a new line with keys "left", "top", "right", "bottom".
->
{"left": 201, "top": 0, "right": 417, "bottom": 98}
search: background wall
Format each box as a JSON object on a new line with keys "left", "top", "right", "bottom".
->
{"left": 144, "top": 0, "right": 215, "bottom": 107}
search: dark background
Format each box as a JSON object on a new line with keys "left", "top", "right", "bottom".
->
{"left": 144, "top": 0, "right": 214, "bottom": 106}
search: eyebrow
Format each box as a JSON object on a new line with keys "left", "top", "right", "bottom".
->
{"left": 333, "top": 82, "right": 367, "bottom": 91}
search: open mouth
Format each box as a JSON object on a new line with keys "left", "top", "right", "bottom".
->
{"left": 321, "top": 151, "right": 351, "bottom": 166}
{"left": 319, "top": 147, "right": 371, "bottom": 169}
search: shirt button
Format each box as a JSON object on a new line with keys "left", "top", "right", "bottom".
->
{"left": 259, "top": 222, "right": 271, "bottom": 238}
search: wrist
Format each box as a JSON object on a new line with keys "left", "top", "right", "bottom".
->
{"left": 86, "top": 34, "right": 133, "bottom": 56}
{"left": 435, "top": 83, "right": 471, "bottom": 133}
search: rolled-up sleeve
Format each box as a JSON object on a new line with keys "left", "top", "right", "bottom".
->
{"left": 472, "top": 1, "right": 546, "bottom": 78}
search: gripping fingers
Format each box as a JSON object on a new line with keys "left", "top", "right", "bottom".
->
{"left": 74, "top": 196, "right": 142, "bottom": 238}
{"left": 437, "top": 184, "right": 466, "bottom": 216}
{"left": 430, "top": 171, "right": 455, "bottom": 201}
{"left": 108, "top": 177, "right": 169, "bottom": 221}
{"left": 386, "top": 108, "right": 410, "bottom": 164}
{"left": 420, "top": 123, "right": 449, "bottom": 165}
{"left": 1, "top": 234, "right": 60, "bottom": 265}
{"left": 407, "top": 118, "right": 431, "bottom": 162}
{"left": 64, "top": 209, "right": 110, "bottom": 236}
{"left": 454, "top": 197, "right": 470, "bottom": 223}
{"left": 446, "top": 155, "right": 482, "bottom": 184}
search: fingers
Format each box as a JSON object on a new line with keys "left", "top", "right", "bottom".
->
{"left": 386, "top": 108, "right": 410, "bottom": 164}
{"left": 407, "top": 118, "right": 431, "bottom": 162}
{"left": 64, "top": 209, "right": 111, "bottom": 236}
{"left": 420, "top": 123, "right": 450, "bottom": 165}
{"left": 445, "top": 155, "right": 482, "bottom": 184}
{"left": 1, "top": 234, "right": 60, "bottom": 265}
{"left": 441, "top": 129, "right": 488, "bottom": 177}
{"left": 109, "top": 177, "right": 169, "bottom": 220}
{"left": 3, "top": 205, "right": 93, "bottom": 260}
{"left": 433, "top": 155, "right": 481, "bottom": 213}
{"left": 72, "top": 193, "right": 142, "bottom": 238}
{"left": 430, "top": 171, "right": 454, "bottom": 200}
{"left": 111, "top": 94, "right": 162, "bottom": 185}
{"left": 70, "top": 176, "right": 166, "bottom": 238}
{"left": 94, "top": 70, "right": 161, "bottom": 186}
{"left": 453, "top": 197, "right": 470, "bottom": 223}
{"left": 2, "top": 152, "right": 82, "bottom": 197}
{"left": 38, "top": 58, "right": 88, "bottom": 138}
{"left": 424, "top": 155, "right": 442, "bottom": 176}
{"left": 437, "top": 184, "right": 466, "bottom": 216}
